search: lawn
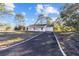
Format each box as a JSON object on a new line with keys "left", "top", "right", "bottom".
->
{"left": 0, "top": 37, "right": 24, "bottom": 48}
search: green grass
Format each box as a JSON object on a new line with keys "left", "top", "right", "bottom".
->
{"left": 13, "top": 31, "right": 25, "bottom": 34}
{"left": 0, "top": 37, "right": 24, "bottom": 47}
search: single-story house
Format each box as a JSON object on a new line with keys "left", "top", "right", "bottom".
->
{"left": 26, "top": 24, "right": 53, "bottom": 32}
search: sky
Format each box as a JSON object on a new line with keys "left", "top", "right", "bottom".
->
{"left": 0, "top": 3, "right": 64, "bottom": 27}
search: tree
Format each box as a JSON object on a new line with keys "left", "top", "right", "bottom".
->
{"left": 60, "top": 3, "right": 79, "bottom": 21}
{"left": 46, "top": 16, "right": 53, "bottom": 25}
{"left": 15, "top": 13, "right": 26, "bottom": 31}
{"left": 53, "top": 21, "right": 64, "bottom": 32}
{"left": 15, "top": 13, "right": 25, "bottom": 26}
{"left": 59, "top": 3, "right": 79, "bottom": 31}
{"left": 0, "top": 3, "right": 14, "bottom": 16}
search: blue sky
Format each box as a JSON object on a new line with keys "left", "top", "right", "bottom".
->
{"left": 0, "top": 3, "right": 64, "bottom": 27}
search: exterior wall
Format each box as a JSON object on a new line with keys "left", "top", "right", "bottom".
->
{"left": 27, "top": 27, "right": 53, "bottom": 32}
{"left": 28, "top": 27, "right": 34, "bottom": 31}
{"left": 45, "top": 27, "right": 53, "bottom": 31}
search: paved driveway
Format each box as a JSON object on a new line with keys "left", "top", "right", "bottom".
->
{"left": 0, "top": 32, "right": 63, "bottom": 56}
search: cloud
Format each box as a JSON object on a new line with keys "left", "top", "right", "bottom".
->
{"left": 45, "top": 6, "right": 59, "bottom": 14}
{"left": 32, "top": 18, "right": 34, "bottom": 21}
{"left": 28, "top": 7, "right": 32, "bottom": 10}
{"left": 25, "top": 18, "right": 28, "bottom": 21}
{"left": 36, "top": 4, "right": 59, "bottom": 15}
{"left": 36, "top": 4, "right": 43, "bottom": 13}
{"left": 22, "top": 12, "right": 26, "bottom": 16}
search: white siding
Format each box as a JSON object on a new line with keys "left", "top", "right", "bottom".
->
{"left": 27, "top": 27, "right": 53, "bottom": 32}
{"left": 45, "top": 27, "right": 53, "bottom": 31}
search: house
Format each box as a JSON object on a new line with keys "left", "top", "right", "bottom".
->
{"left": 26, "top": 24, "right": 53, "bottom": 32}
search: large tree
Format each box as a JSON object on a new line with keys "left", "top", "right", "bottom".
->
{"left": 35, "top": 14, "right": 53, "bottom": 25}
{"left": 59, "top": 3, "right": 79, "bottom": 31}
{"left": 60, "top": 4, "right": 79, "bottom": 21}
{"left": 15, "top": 13, "right": 26, "bottom": 31}
{"left": 0, "top": 3, "right": 14, "bottom": 16}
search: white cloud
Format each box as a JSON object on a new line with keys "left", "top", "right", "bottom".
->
{"left": 36, "top": 4, "right": 43, "bottom": 13}
{"left": 22, "top": 12, "right": 26, "bottom": 16}
{"left": 32, "top": 18, "right": 35, "bottom": 22}
{"left": 28, "top": 7, "right": 32, "bottom": 10}
{"left": 25, "top": 18, "right": 28, "bottom": 21}
{"left": 36, "top": 4, "right": 59, "bottom": 15}
{"left": 45, "top": 6, "right": 59, "bottom": 14}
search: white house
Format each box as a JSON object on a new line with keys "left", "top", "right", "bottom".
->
{"left": 26, "top": 24, "right": 53, "bottom": 32}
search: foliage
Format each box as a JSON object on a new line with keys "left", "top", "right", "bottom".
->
{"left": 0, "top": 3, "right": 14, "bottom": 15}
{"left": 64, "top": 20, "right": 79, "bottom": 31}
{"left": 53, "top": 22, "right": 64, "bottom": 32}
{"left": 15, "top": 13, "right": 26, "bottom": 31}
{"left": 53, "top": 21, "right": 76, "bottom": 32}
{"left": 55, "top": 3, "right": 79, "bottom": 32}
